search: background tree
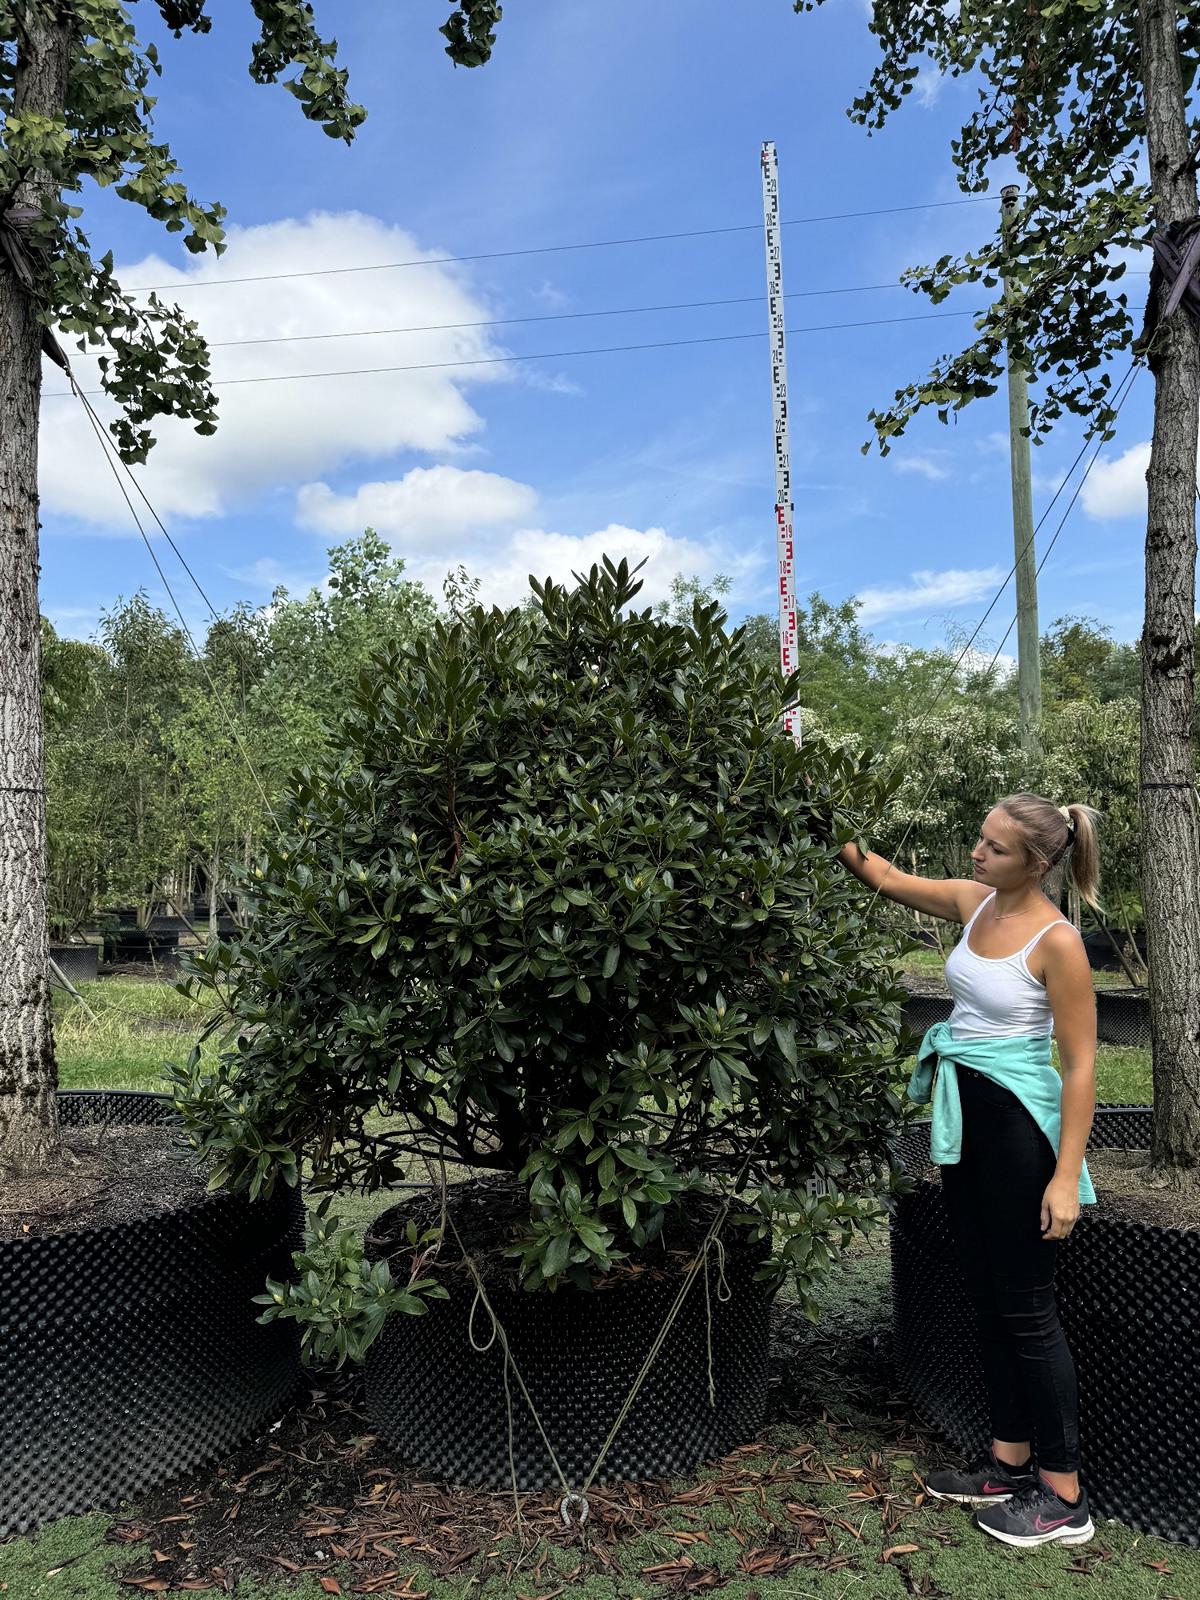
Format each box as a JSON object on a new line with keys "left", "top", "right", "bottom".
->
{"left": 1041, "top": 616, "right": 1142, "bottom": 707}
{"left": 42, "top": 620, "right": 108, "bottom": 940}
{"left": 253, "top": 532, "right": 438, "bottom": 775}
{"left": 0, "top": 2, "right": 483, "bottom": 1175}
{"left": 801, "top": 0, "right": 1200, "bottom": 1189}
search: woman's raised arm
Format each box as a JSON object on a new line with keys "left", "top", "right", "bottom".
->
{"left": 836, "top": 841, "right": 987, "bottom": 924}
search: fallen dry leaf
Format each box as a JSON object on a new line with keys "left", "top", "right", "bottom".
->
{"left": 882, "top": 1543, "right": 921, "bottom": 1562}
{"left": 319, "top": 1580, "right": 342, "bottom": 1596}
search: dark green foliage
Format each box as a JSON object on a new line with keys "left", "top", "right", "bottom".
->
{"left": 173, "top": 560, "right": 912, "bottom": 1325}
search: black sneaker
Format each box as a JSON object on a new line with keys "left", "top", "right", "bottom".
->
{"left": 924, "top": 1445, "right": 1037, "bottom": 1506}
{"left": 974, "top": 1472, "right": 1094, "bottom": 1547}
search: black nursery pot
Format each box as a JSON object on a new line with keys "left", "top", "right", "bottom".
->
{"left": 102, "top": 928, "right": 180, "bottom": 966}
{"left": 363, "top": 1184, "right": 775, "bottom": 1492}
{"left": 48, "top": 942, "right": 99, "bottom": 985}
{"left": 888, "top": 1109, "right": 1200, "bottom": 1546}
{"left": 0, "top": 1092, "right": 304, "bottom": 1536}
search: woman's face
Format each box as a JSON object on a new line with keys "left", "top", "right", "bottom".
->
{"left": 970, "top": 807, "right": 1039, "bottom": 890}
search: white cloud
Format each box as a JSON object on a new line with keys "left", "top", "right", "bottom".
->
{"left": 915, "top": 64, "right": 945, "bottom": 109}
{"left": 854, "top": 566, "right": 1007, "bottom": 626}
{"left": 295, "top": 469, "right": 743, "bottom": 613}
{"left": 895, "top": 452, "right": 950, "bottom": 482}
{"left": 467, "top": 525, "right": 721, "bottom": 610}
{"left": 1081, "top": 441, "right": 1151, "bottom": 520}
{"left": 221, "top": 556, "right": 323, "bottom": 595}
{"left": 297, "top": 468, "right": 539, "bottom": 547}
{"left": 39, "top": 211, "right": 511, "bottom": 531}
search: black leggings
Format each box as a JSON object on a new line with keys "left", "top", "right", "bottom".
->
{"left": 939, "top": 1063, "right": 1081, "bottom": 1474}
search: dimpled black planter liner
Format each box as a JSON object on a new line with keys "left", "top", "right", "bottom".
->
{"left": 0, "top": 1091, "right": 304, "bottom": 1536}
{"left": 364, "top": 1204, "right": 773, "bottom": 1491}
{"left": 889, "top": 1108, "right": 1200, "bottom": 1546}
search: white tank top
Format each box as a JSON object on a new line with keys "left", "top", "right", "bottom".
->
{"left": 944, "top": 890, "right": 1071, "bottom": 1039}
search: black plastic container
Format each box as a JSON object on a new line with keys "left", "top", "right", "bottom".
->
{"left": 889, "top": 1109, "right": 1200, "bottom": 1546}
{"left": 0, "top": 1091, "right": 303, "bottom": 1536}
{"left": 901, "top": 984, "right": 1151, "bottom": 1049}
{"left": 363, "top": 1186, "right": 774, "bottom": 1491}
{"left": 48, "top": 943, "right": 99, "bottom": 985}
{"left": 102, "top": 928, "right": 180, "bottom": 966}
{"left": 1082, "top": 929, "right": 1148, "bottom": 972}
{"left": 1095, "top": 988, "right": 1152, "bottom": 1048}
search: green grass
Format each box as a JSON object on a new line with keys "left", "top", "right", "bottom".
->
{"left": 52, "top": 976, "right": 212, "bottom": 1093}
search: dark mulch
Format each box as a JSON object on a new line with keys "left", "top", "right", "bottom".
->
{"left": 367, "top": 1177, "right": 767, "bottom": 1290}
{"left": 0, "top": 1125, "right": 206, "bottom": 1240}
{"left": 110, "top": 1243, "right": 931, "bottom": 1597}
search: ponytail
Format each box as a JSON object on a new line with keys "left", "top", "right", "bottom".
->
{"left": 1062, "top": 801, "right": 1102, "bottom": 911}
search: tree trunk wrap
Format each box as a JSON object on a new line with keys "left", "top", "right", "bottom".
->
{"left": 1137, "top": 0, "right": 1200, "bottom": 1175}
{"left": 0, "top": 13, "right": 70, "bottom": 1171}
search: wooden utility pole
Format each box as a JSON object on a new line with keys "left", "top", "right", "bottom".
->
{"left": 1000, "top": 184, "right": 1042, "bottom": 756}
{"left": 1136, "top": 0, "right": 1200, "bottom": 1184}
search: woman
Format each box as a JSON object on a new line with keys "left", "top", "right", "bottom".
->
{"left": 839, "top": 793, "right": 1099, "bottom": 1549}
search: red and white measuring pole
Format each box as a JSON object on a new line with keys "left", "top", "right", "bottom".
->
{"left": 760, "top": 141, "right": 800, "bottom": 744}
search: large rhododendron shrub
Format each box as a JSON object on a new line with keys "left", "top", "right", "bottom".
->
{"left": 174, "top": 560, "right": 912, "bottom": 1353}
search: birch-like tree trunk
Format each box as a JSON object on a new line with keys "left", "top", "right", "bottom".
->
{"left": 1137, "top": 0, "right": 1200, "bottom": 1185}
{"left": 0, "top": 11, "right": 71, "bottom": 1172}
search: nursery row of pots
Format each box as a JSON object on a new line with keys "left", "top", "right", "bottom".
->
{"left": 6, "top": 1090, "right": 1195, "bottom": 1548}
{"left": 48, "top": 917, "right": 245, "bottom": 980}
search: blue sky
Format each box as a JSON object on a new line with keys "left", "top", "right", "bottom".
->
{"left": 38, "top": 0, "right": 1152, "bottom": 658}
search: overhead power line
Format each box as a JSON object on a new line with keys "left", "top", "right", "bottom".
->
{"left": 66, "top": 280, "right": 924, "bottom": 356}
{"left": 123, "top": 196, "right": 999, "bottom": 293}
{"left": 43, "top": 308, "right": 975, "bottom": 399}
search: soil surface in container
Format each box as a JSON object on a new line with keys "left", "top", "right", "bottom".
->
{"left": 0, "top": 1124, "right": 207, "bottom": 1240}
{"left": 908, "top": 1148, "right": 1200, "bottom": 1230}
{"left": 367, "top": 1174, "right": 761, "bottom": 1290}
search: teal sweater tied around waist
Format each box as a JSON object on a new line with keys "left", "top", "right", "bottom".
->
{"left": 907, "top": 1020, "right": 1096, "bottom": 1205}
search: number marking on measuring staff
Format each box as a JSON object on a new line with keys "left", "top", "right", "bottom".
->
{"left": 761, "top": 141, "right": 800, "bottom": 743}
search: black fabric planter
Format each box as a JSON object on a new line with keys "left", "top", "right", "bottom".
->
{"left": 148, "top": 913, "right": 190, "bottom": 934}
{"left": 0, "top": 1091, "right": 304, "bottom": 1536}
{"left": 49, "top": 943, "right": 99, "bottom": 985}
{"left": 363, "top": 1189, "right": 774, "bottom": 1491}
{"left": 900, "top": 991, "right": 954, "bottom": 1037}
{"left": 889, "top": 1110, "right": 1200, "bottom": 1546}
{"left": 102, "top": 929, "right": 180, "bottom": 966}
{"left": 98, "top": 906, "right": 139, "bottom": 927}
{"left": 1082, "top": 929, "right": 1148, "bottom": 972}
{"left": 1095, "top": 988, "right": 1151, "bottom": 1048}
{"left": 901, "top": 984, "right": 1151, "bottom": 1049}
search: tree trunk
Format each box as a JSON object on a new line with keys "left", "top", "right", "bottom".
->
{"left": 1137, "top": 0, "right": 1200, "bottom": 1184}
{"left": 0, "top": 12, "right": 71, "bottom": 1173}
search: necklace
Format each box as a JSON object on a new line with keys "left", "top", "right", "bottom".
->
{"left": 992, "top": 903, "right": 1039, "bottom": 920}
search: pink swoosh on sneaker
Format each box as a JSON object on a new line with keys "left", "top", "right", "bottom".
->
{"left": 1034, "top": 1513, "right": 1076, "bottom": 1532}
{"left": 981, "top": 1482, "right": 1011, "bottom": 1494}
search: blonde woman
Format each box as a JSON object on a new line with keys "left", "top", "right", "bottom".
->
{"left": 840, "top": 794, "right": 1099, "bottom": 1549}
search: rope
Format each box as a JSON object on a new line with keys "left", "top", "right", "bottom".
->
{"left": 408, "top": 1140, "right": 761, "bottom": 1530}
